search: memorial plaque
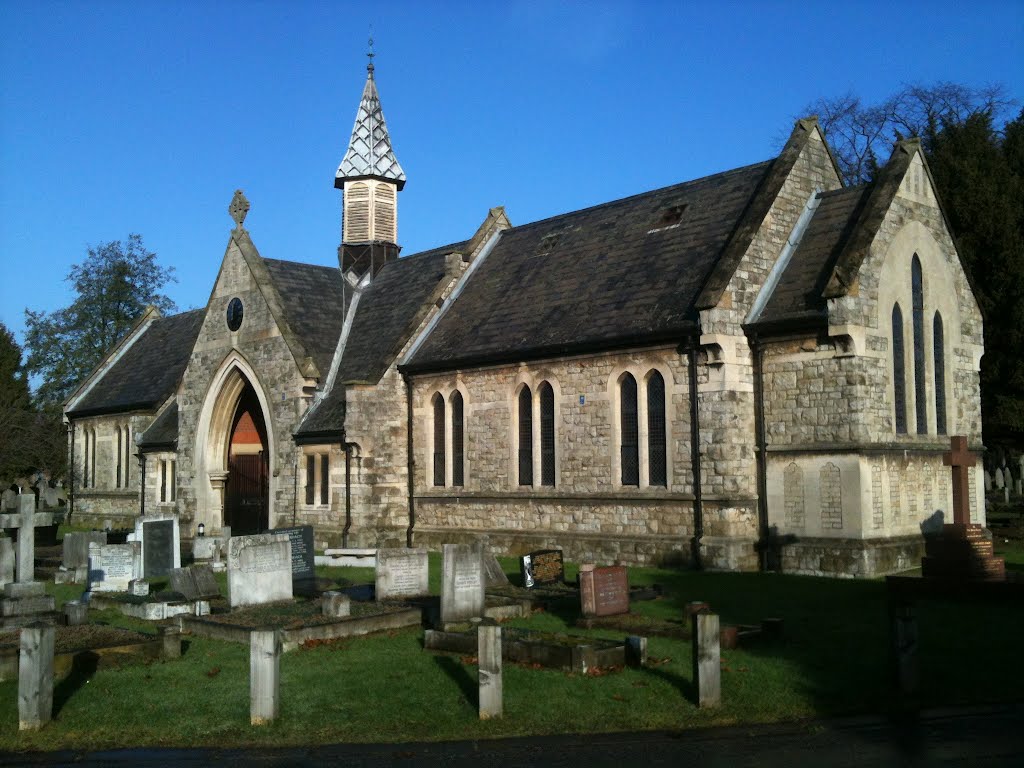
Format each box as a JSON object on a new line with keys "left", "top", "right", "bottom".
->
{"left": 376, "top": 548, "right": 429, "bottom": 600}
{"left": 88, "top": 542, "right": 140, "bottom": 593}
{"left": 580, "top": 565, "right": 630, "bottom": 617}
{"left": 143, "top": 520, "right": 174, "bottom": 578}
{"left": 227, "top": 533, "right": 292, "bottom": 608}
{"left": 441, "top": 542, "right": 485, "bottom": 624}
{"left": 520, "top": 549, "right": 564, "bottom": 588}
{"left": 170, "top": 564, "right": 221, "bottom": 601}
{"left": 135, "top": 512, "right": 181, "bottom": 579}
{"left": 274, "top": 525, "right": 316, "bottom": 594}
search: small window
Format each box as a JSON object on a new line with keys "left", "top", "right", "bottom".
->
{"left": 83, "top": 429, "right": 90, "bottom": 489}
{"left": 305, "top": 455, "right": 315, "bottom": 505}
{"left": 160, "top": 459, "right": 168, "bottom": 503}
{"left": 91, "top": 430, "right": 97, "bottom": 488}
{"left": 170, "top": 460, "right": 176, "bottom": 502}
{"left": 124, "top": 425, "right": 131, "bottom": 486}
{"left": 540, "top": 382, "right": 555, "bottom": 486}
{"left": 320, "top": 454, "right": 329, "bottom": 505}
{"left": 620, "top": 374, "right": 639, "bottom": 486}
{"left": 518, "top": 387, "right": 533, "bottom": 486}
{"left": 451, "top": 391, "right": 464, "bottom": 487}
{"left": 892, "top": 303, "right": 907, "bottom": 434}
{"left": 432, "top": 393, "right": 446, "bottom": 487}
{"left": 647, "top": 372, "right": 667, "bottom": 487}
{"left": 116, "top": 427, "right": 123, "bottom": 488}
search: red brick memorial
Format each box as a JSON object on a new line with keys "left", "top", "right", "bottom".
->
{"left": 921, "top": 436, "right": 1005, "bottom": 581}
{"left": 580, "top": 565, "right": 629, "bottom": 617}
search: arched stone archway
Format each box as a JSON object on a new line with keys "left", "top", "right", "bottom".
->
{"left": 193, "top": 353, "right": 276, "bottom": 534}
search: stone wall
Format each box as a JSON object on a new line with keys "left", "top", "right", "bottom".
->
{"left": 70, "top": 411, "right": 151, "bottom": 526}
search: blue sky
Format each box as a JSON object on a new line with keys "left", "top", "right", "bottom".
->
{"left": 1, "top": 1, "right": 1021, "bottom": 349}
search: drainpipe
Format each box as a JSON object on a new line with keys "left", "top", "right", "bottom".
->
{"left": 687, "top": 338, "right": 705, "bottom": 570}
{"left": 750, "top": 333, "right": 771, "bottom": 571}
{"left": 291, "top": 448, "right": 298, "bottom": 526}
{"left": 342, "top": 442, "right": 353, "bottom": 548}
{"left": 402, "top": 372, "right": 416, "bottom": 548}
{"left": 138, "top": 452, "right": 146, "bottom": 517}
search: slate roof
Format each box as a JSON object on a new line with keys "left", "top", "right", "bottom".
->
{"left": 405, "top": 162, "right": 773, "bottom": 372}
{"left": 67, "top": 309, "right": 204, "bottom": 417}
{"left": 263, "top": 258, "right": 351, "bottom": 378}
{"left": 295, "top": 243, "right": 460, "bottom": 441}
{"left": 335, "top": 66, "right": 406, "bottom": 189}
{"left": 753, "top": 185, "right": 871, "bottom": 330}
{"left": 137, "top": 402, "right": 178, "bottom": 450}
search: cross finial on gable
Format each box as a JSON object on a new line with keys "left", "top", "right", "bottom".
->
{"left": 367, "top": 31, "right": 375, "bottom": 77}
{"left": 229, "top": 189, "right": 250, "bottom": 231}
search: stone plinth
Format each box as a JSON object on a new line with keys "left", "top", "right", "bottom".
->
{"left": 921, "top": 523, "right": 1005, "bottom": 581}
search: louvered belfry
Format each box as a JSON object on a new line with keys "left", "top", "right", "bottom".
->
{"left": 336, "top": 60, "right": 405, "bottom": 278}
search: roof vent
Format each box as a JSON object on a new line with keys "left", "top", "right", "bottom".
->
{"left": 648, "top": 203, "right": 687, "bottom": 234}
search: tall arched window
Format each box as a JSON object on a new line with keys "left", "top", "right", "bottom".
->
{"left": 82, "top": 429, "right": 90, "bottom": 488}
{"left": 912, "top": 255, "right": 927, "bottom": 434}
{"left": 518, "top": 387, "right": 533, "bottom": 486}
{"left": 432, "top": 393, "right": 445, "bottom": 487}
{"left": 892, "top": 304, "right": 907, "bottom": 434}
{"left": 116, "top": 426, "right": 122, "bottom": 488}
{"left": 539, "top": 382, "right": 555, "bottom": 486}
{"left": 451, "top": 391, "right": 464, "bottom": 487}
{"left": 91, "top": 429, "right": 97, "bottom": 488}
{"left": 647, "top": 371, "right": 667, "bottom": 487}
{"left": 933, "top": 311, "right": 947, "bottom": 435}
{"left": 620, "top": 374, "right": 639, "bottom": 486}
{"left": 124, "top": 424, "right": 131, "bottom": 486}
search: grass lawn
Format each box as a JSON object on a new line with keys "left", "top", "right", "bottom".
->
{"left": 1, "top": 549, "right": 1022, "bottom": 751}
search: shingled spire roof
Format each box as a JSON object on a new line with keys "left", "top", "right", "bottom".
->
{"left": 335, "top": 61, "right": 406, "bottom": 190}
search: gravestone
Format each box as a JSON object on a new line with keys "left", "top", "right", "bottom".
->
{"left": 227, "top": 534, "right": 292, "bottom": 608}
{"left": 170, "top": 564, "right": 221, "bottom": 601}
{"left": 983, "top": 470, "right": 993, "bottom": 492}
{"left": 2, "top": 495, "right": 58, "bottom": 620}
{"left": 0, "top": 538, "right": 13, "bottom": 589}
{"left": 692, "top": 612, "right": 721, "bottom": 708}
{"left": 273, "top": 525, "right": 316, "bottom": 594}
{"left": 994, "top": 467, "right": 1005, "bottom": 490}
{"left": 580, "top": 565, "right": 630, "bottom": 617}
{"left": 375, "top": 548, "right": 429, "bottom": 600}
{"left": 250, "top": 629, "right": 281, "bottom": 726}
{"left": 62, "top": 531, "right": 107, "bottom": 570}
{"left": 18, "top": 623, "right": 55, "bottom": 730}
{"left": 322, "top": 591, "right": 351, "bottom": 618}
{"left": 478, "top": 620, "right": 503, "bottom": 720}
{"left": 478, "top": 535, "right": 510, "bottom": 587}
{"left": 441, "top": 542, "right": 485, "bottom": 625}
{"left": 88, "top": 542, "right": 141, "bottom": 593}
{"left": 0, "top": 488, "right": 16, "bottom": 511}
{"left": 135, "top": 513, "right": 181, "bottom": 579}
{"left": 520, "top": 549, "right": 564, "bottom": 588}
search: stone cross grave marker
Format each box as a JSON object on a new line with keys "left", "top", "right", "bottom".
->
{"left": 441, "top": 542, "right": 485, "bottom": 625}
{"left": 0, "top": 494, "right": 58, "bottom": 587}
{"left": 520, "top": 549, "right": 564, "bottom": 588}
{"left": 135, "top": 512, "right": 181, "bottom": 579}
{"left": 88, "top": 542, "right": 141, "bottom": 593}
{"left": 580, "top": 565, "right": 630, "bottom": 617}
{"left": 273, "top": 525, "right": 316, "bottom": 595}
{"left": 942, "top": 436, "right": 976, "bottom": 526}
{"left": 376, "top": 548, "right": 429, "bottom": 600}
{"left": 227, "top": 534, "right": 292, "bottom": 608}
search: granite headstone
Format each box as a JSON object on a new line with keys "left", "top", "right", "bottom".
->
{"left": 520, "top": 549, "right": 564, "bottom": 588}
{"left": 580, "top": 565, "right": 630, "bottom": 617}
{"left": 135, "top": 513, "right": 181, "bottom": 579}
{"left": 273, "top": 525, "right": 316, "bottom": 594}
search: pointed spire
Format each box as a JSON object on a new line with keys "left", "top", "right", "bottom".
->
{"left": 335, "top": 46, "right": 406, "bottom": 191}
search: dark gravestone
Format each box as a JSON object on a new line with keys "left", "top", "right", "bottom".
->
{"left": 520, "top": 549, "right": 564, "bottom": 588}
{"left": 275, "top": 526, "right": 316, "bottom": 594}
{"left": 580, "top": 565, "right": 629, "bottom": 617}
{"left": 143, "top": 520, "right": 174, "bottom": 579}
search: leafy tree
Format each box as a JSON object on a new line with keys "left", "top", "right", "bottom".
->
{"left": 802, "top": 85, "right": 1024, "bottom": 443}
{"left": 24, "top": 234, "right": 176, "bottom": 407}
{"left": 0, "top": 322, "right": 33, "bottom": 478}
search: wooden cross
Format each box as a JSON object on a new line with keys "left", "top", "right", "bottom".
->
{"left": 942, "top": 436, "right": 976, "bottom": 526}
{"left": 0, "top": 494, "right": 57, "bottom": 585}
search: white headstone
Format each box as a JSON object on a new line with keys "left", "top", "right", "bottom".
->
{"left": 88, "top": 542, "right": 142, "bottom": 593}
{"left": 375, "top": 548, "right": 429, "bottom": 600}
{"left": 227, "top": 534, "right": 292, "bottom": 608}
{"left": 440, "top": 542, "right": 485, "bottom": 625}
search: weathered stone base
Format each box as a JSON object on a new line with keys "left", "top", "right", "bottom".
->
{"left": 412, "top": 526, "right": 691, "bottom": 568}
{"left": 700, "top": 536, "right": 759, "bottom": 572}
{"left": 780, "top": 535, "right": 926, "bottom": 578}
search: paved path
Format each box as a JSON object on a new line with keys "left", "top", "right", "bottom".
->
{"left": 4, "top": 705, "right": 1022, "bottom": 767}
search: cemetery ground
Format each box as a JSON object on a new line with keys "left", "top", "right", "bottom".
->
{"left": 0, "top": 534, "right": 1022, "bottom": 752}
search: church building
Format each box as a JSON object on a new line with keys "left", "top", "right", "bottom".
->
{"left": 63, "top": 62, "right": 986, "bottom": 577}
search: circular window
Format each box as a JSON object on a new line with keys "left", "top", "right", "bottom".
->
{"left": 226, "top": 298, "right": 244, "bottom": 331}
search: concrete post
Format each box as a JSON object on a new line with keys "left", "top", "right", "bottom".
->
{"left": 250, "top": 629, "right": 281, "bottom": 725}
{"left": 18, "top": 623, "right": 55, "bottom": 730}
{"left": 625, "top": 635, "right": 647, "bottom": 667}
{"left": 691, "top": 612, "right": 721, "bottom": 708}
{"left": 64, "top": 600, "right": 88, "bottom": 626}
{"left": 478, "top": 620, "right": 503, "bottom": 719}
{"left": 160, "top": 625, "right": 182, "bottom": 659}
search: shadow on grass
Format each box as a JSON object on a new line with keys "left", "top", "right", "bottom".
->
{"left": 53, "top": 651, "right": 99, "bottom": 716}
{"left": 643, "top": 662, "right": 696, "bottom": 705}
{"left": 433, "top": 654, "right": 477, "bottom": 709}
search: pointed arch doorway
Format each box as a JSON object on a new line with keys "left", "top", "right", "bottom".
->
{"left": 225, "top": 384, "right": 269, "bottom": 534}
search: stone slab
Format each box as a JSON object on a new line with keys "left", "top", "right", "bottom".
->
{"left": 520, "top": 549, "right": 564, "bottom": 588}
{"left": 227, "top": 534, "right": 292, "bottom": 609}
{"left": 62, "top": 532, "right": 107, "bottom": 570}
{"left": 88, "top": 542, "right": 141, "bottom": 593}
{"left": 375, "top": 548, "right": 429, "bottom": 600}
{"left": 580, "top": 565, "right": 630, "bottom": 617}
{"left": 273, "top": 525, "right": 316, "bottom": 593}
{"left": 441, "top": 542, "right": 485, "bottom": 624}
